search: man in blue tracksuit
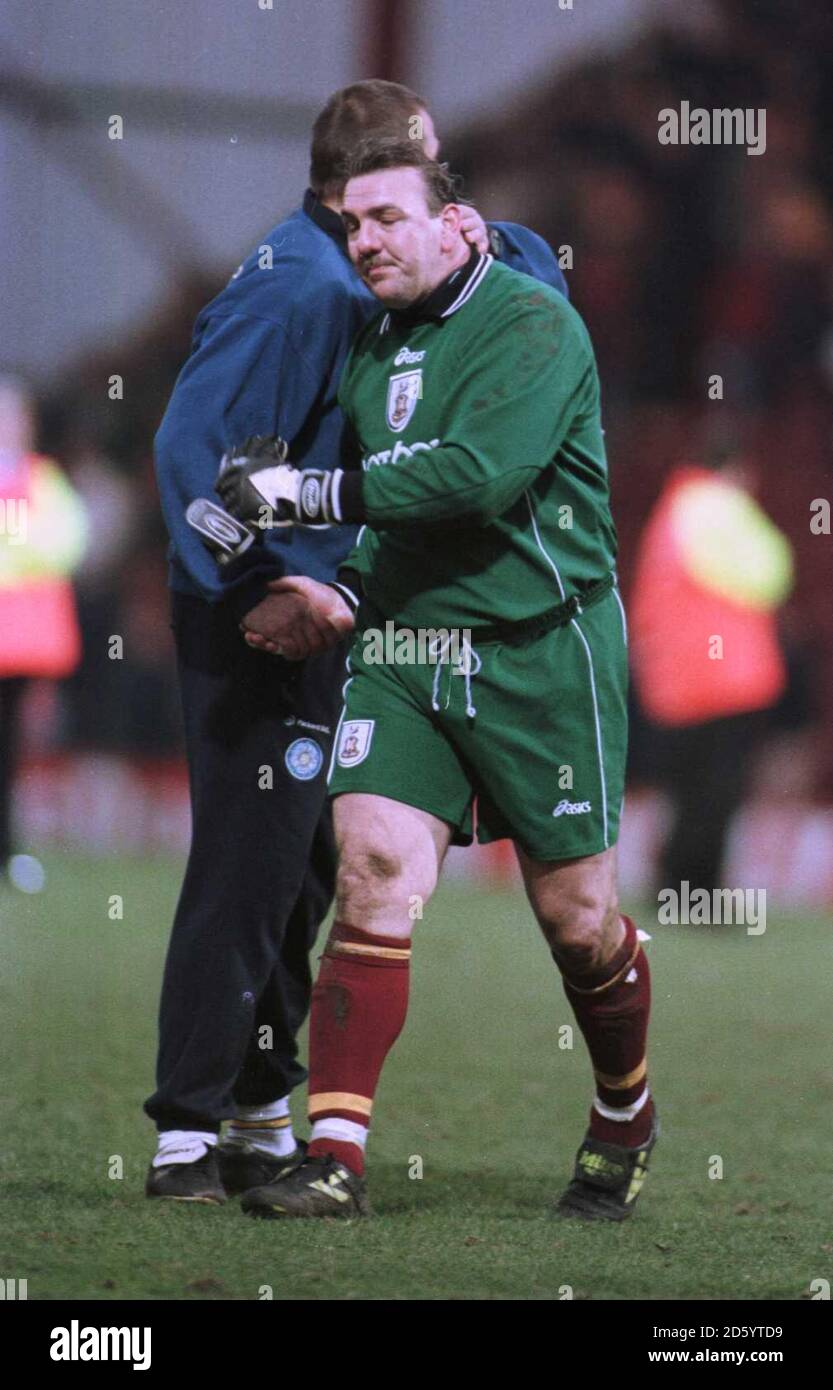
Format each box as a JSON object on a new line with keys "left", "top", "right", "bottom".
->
{"left": 145, "top": 80, "right": 568, "bottom": 1203}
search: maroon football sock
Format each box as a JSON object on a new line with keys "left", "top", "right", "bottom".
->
{"left": 556, "top": 915, "right": 653, "bottom": 1147}
{"left": 307, "top": 922, "right": 411, "bottom": 1176}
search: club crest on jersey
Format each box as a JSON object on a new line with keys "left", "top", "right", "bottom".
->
{"left": 337, "top": 719, "right": 375, "bottom": 767}
{"left": 386, "top": 370, "right": 422, "bottom": 433}
{"left": 285, "top": 738, "right": 324, "bottom": 781}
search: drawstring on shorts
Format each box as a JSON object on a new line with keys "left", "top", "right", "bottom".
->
{"left": 430, "top": 633, "right": 482, "bottom": 719}
{"left": 459, "top": 637, "right": 482, "bottom": 719}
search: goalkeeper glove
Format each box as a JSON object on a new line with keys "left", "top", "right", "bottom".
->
{"left": 216, "top": 435, "right": 344, "bottom": 527}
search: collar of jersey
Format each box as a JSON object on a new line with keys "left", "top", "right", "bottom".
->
{"left": 380, "top": 248, "right": 494, "bottom": 334}
{"left": 303, "top": 188, "right": 348, "bottom": 246}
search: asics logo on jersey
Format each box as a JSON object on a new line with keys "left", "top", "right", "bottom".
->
{"left": 394, "top": 346, "right": 426, "bottom": 365}
{"left": 553, "top": 799, "right": 592, "bottom": 816}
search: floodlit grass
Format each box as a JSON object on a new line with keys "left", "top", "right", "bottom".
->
{"left": 0, "top": 853, "right": 829, "bottom": 1300}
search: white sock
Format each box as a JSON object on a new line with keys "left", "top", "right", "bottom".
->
{"left": 153, "top": 1129, "right": 218, "bottom": 1168}
{"left": 225, "top": 1097, "right": 297, "bottom": 1158}
{"left": 310, "top": 1117, "right": 368, "bottom": 1153}
{"left": 592, "top": 1088, "right": 651, "bottom": 1123}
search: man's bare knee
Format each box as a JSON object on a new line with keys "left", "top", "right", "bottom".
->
{"left": 336, "top": 848, "right": 437, "bottom": 925}
{"left": 337, "top": 840, "right": 406, "bottom": 916}
{"left": 530, "top": 880, "right": 621, "bottom": 972}
{"left": 333, "top": 795, "right": 449, "bottom": 931}
{"left": 519, "top": 846, "right": 621, "bottom": 970}
{"left": 550, "top": 902, "right": 619, "bottom": 975}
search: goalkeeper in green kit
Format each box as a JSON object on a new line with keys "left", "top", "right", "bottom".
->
{"left": 216, "top": 139, "right": 657, "bottom": 1223}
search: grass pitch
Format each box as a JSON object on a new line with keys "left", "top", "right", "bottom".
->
{"left": 0, "top": 852, "right": 830, "bottom": 1301}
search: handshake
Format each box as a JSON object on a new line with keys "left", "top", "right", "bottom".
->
{"left": 185, "top": 436, "right": 356, "bottom": 661}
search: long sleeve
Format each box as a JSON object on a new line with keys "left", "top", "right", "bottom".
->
{"left": 154, "top": 311, "right": 324, "bottom": 606}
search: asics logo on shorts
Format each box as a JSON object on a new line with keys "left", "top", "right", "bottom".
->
{"left": 552, "top": 799, "right": 592, "bottom": 816}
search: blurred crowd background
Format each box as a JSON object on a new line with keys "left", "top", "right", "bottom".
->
{"left": 2, "top": 0, "right": 831, "bottom": 883}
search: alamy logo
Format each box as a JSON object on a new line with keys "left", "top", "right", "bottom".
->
{"left": 0, "top": 498, "right": 27, "bottom": 544}
{"left": 553, "top": 800, "right": 591, "bottom": 817}
{"left": 0, "top": 1278, "right": 27, "bottom": 1299}
{"left": 50, "top": 1321, "right": 151, "bottom": 1370}
{"left": 394, "top": 346, "right": 425, "bottom": 365}
{"left": 362, "top": 622, "right": 473, "bottom": 668}
{"left": 657, "top": 881, "right": 766, "bottom": 935}
{"left": 658, "top": 102, "right": 766, "bottom": 156}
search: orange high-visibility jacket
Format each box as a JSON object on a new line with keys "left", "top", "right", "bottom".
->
{"left": 0, "top": 453, "right": 87, "bottom": 679}
{"left": 629, "top": 466, "right": 793, "bottom": 727}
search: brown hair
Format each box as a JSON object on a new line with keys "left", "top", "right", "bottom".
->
{"left": 310, "top": 80, "right": 429, "bottom": 197}
{"left": 343, "top": 137, "right": 467, "bottom": 214}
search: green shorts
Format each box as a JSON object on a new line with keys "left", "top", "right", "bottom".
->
{"left": 328, "top": 590, "right": 629, "bottom": 862}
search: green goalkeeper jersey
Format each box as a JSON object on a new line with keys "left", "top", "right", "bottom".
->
{"left": 338, "top": 251, "right": 617, "bottom": 630}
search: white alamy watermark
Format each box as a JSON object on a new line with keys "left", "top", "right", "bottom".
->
{"left": 657, "top": 882, "right": 766, "bottom": 935}
{"left": 0, "top": 497, "right": 27, "bottom": 544}
{"left": 50, "top": 1322, "right": 151, "bottom": 1370}
{"left": 362, "top": 622, "right": 473, "bottom": 668}
{"left": 658, "top": 102, "right": 766, "bottom": 156}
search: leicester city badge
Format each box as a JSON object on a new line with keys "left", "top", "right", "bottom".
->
{"left": 285, "top": 737, "right": 323, "bottom": 781}
{"left": 386, "top": 370, "right": 422, "bottom": 433}
{"left": 336, "top": 719, "right": 375, "bottom": 768}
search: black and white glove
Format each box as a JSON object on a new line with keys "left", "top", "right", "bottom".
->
{"left": 216, "top": 435, "right": 344, "bottom": 527}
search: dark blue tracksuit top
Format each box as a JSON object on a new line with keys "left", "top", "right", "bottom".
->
{"left": 154, "top": 190, "right": 569, "bottom": 619}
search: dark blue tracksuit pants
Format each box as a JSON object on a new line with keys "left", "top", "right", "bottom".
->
{"left": 144, "top": 591, "right": 347, "bottom": 1133}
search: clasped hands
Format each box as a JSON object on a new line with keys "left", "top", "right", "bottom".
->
{"left": 240, "top": 576, "right": 355, "bottom": 660}
{"left": 216, "top": 437, "right": 354, "bottom": 659}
